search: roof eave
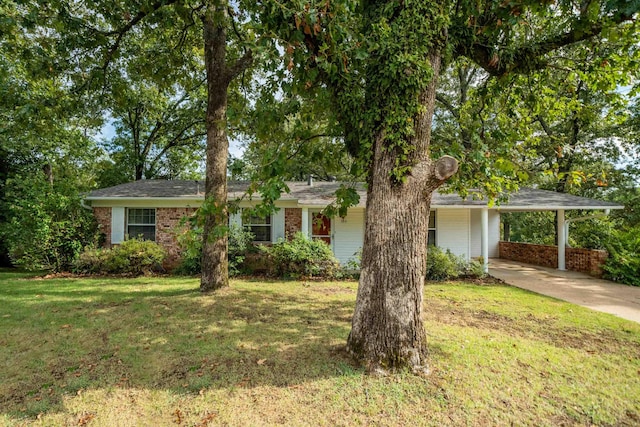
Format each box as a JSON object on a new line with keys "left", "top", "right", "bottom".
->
{"left": 495, "top": 205, "right": 624, "bottom": 211}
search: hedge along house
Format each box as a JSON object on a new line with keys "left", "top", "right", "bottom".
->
{"left": 85, "top": 179, "right": 623, "bottom": 274}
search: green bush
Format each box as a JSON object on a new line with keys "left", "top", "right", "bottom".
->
{"left": 74, "top": 238, "right": 166, "bottom": 275}
{"left": 261, "top": 232, "right": 340, "bottom": 278}
{"left": 338, "top": 248, "right": 362, "bottom": 279}
{"left": 603, "top": 226, "right": 640, "bottom": 286}
{"left": 465, "top": 258, "right": 487, "bottom": 279}
{"left": 426, "top": 246, "right": 467, "bottom": 281}
{"left": 174, "top": 224, "right": 255, "bottom": 276}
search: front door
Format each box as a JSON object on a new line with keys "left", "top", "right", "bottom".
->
{"left": 311, "top": 212, "right": 331, "bottom": 245}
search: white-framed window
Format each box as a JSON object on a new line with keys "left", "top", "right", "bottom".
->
{"left": 127, "top": 208, "right": 156, "bottom": 241}
{"left": 243, "top": 211, "right": 272, "bottom": 243}
{"left": 428, "top": 210, "right": 436, "bottom": 246}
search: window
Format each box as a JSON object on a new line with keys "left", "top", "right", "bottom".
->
{"left": 127, "top": 208, "right": 156, "bottom": 241}
{"left": 428, "top": 210, "right": 436, "bottom": 246}
{"left": 243, "top": 211, "right": 272, "bottom": 243}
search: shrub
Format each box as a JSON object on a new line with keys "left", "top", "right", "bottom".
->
{"left": 0, "top": 178, "right": 98, "bottom": 272}
{"left": 174, "top": 224, "right": 254, "bottom": 276}
{"left": 173, "top": 225, "right": 202, "bottom": 276}
{"left": 465, "top": 258, "right": 487, "bottom": 279}
{"left": 228, "top": 224, "right": 255, "bottom": 276}
{"left": 603, "top": 226, "right": 640, "bottom": 286}
{"left": 426, "top": 246, "right": 467, "bottom": 281}
{"left": 338, "top": 248, "right": 362, "bottom": 279}
{"left": 261, "top": 232, "right": 340, "bottom": 278}
{"left": 74, "top": 238, "right": 166, "bottom": 275}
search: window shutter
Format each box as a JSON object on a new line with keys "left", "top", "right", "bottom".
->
{"left": 272, "top": 208, "right": 285, "bottom": 242}
{"left": 111, "top": 207, "right": 125, "bottom": 244}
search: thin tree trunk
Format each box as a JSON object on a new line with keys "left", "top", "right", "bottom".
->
{"left": 200, "top": 2, "right": 230, "bottom": 292}
{"left": 347, "top": 54, "right": 458, "bottom": 372}
{"left": 199, "top": 1, "right": 252, "bottom": 292}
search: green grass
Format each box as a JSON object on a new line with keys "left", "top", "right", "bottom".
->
{"left": 0, "top": 273, "right": 639, "bottom": 426}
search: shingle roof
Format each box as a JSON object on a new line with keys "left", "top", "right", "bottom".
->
{"left": 85, "top": 180, "right": 623, "bottom": 210}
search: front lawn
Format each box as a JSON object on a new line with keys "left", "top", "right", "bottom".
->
{"left": 1, "top": 273, "right": 639, "bottom": 426}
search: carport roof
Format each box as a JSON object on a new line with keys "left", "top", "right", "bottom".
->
{"left": 85, "top": 180, "right": 623, "bottom": 210}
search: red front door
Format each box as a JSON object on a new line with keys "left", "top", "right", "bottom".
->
{"left": 311, "top": 213, "right": 331, "bottom": 245}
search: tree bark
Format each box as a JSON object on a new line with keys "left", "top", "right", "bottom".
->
{"left": 200, "top": 2, "right": 231, "bottom": 292}
{"left": 347, "top": 54, "right": 458, "bottom": 373}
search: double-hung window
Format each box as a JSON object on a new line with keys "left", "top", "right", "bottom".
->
{"left": 243, "top": 212, "right": 272, "bottom": 243}
{"left": 127, "top": 208, "right": 156, "bottom": 241}
{"left": 428, "top": 210, "right": 436, "bottom": 246}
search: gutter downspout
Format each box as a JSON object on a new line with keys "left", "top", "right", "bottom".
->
{"left": 80, "top": 198, "right": 92, "bottom": 211}
{"left": 563, "top": 210, "right": 610, "bottom": 248}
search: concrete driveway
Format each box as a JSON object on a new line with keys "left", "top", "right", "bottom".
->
{"left": 489, "top": 259, "right": 640, "bottom": 323}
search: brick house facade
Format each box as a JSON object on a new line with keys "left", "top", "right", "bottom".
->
{"left": 93, "top": 207, "right": 112, "bottom": 247}
{"left": 86, "top": 180, "right": 623, "bottom": 272}
{"left": 93, "top": 206, "right": 305, "bottom": 268}
{"left": 284, "top": 208, "right": 303, "bottom": 238}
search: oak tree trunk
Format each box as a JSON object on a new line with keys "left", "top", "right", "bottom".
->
{"left": 200, "top": 3, "right": 230, "bottom": 292}
{"left": 347, "top": 54, "right": 458, "bottom": 373}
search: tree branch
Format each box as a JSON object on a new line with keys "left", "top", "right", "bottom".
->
{"left": 536, "top": 115, "right": 554, "bottom": 138}
{"left": 100, "top": 0, "right": 180, "bottom": 77}
{"left": 457, "top": 10, "right": 637, "bottom": 77}
{"left": 226, "top": 50, "right": 253, "bottom": 82}
{"left": 435, "top": 93, "right": 460, "bottom": 119}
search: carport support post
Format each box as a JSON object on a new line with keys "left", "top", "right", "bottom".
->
{"left": 557, "top": 209, "right": 566, "bottom": 271}
{"left": 481, "top": 208, "right": 489, "bottom": 274}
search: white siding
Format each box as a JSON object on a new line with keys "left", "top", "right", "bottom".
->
{"left": 470, "top": 209, "right": 500, "bottom": 258}
{"left": 111, "top": 207, "right": 125, "bottom": 244}
{"left": 332, "top": 209, "right": 365, "bottom": 265}
{"left": 470, "top": 210, "right": 481, "bottom": 258}
{"left": 436, "top": 209, "right": 470, "bottom": 260}
{"left": 272, "top": 208, "right": 285, "bottom": 242}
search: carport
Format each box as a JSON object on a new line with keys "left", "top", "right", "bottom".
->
{"left": 491, "top": 188, "right": 623, "bottom": 273}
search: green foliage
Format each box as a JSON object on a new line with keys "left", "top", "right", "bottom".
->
{"left": 100, "top": 63, "right": 208, "bottom": 183}
{"left": 175, "top": 224, "right": 255, "bottom": 277}
{"left": 0, "top": 174, "right": 98, "bottom": 272}
{"left": 74, "top": 238, "right": 166, "bottom": 276}
{"left": 426, "top": 246, "right": 467, "bottom": 281}
{"left": 603, "top": 226, "right": 640, "bottom": 286}
{"left": 467, "top": 259, "right": 487, "bottom": 279}
{"left": 173, "top": 225, "right": 203, "bottom": 276}
{"left": 322, "top": 185, "right": 361, "bottom": 218}
{"left": 261, "top": 232, "right": 340, "bottom": 278}
{"left": 228, "top": 225, "right": 256, "bottom": 276}
{"left": 503, "top": 211, "right": 616, "bottom": 250}
{"left": 570, "top": 218, "right": 615, "bottom": 250}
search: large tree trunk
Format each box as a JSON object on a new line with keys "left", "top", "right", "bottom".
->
{"left": 200, "top": 3, "right": 231, "bottom": 292}
{"left": 347, "top": 54, "right": 458, "bottom": 373}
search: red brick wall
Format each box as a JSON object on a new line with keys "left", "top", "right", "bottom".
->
{"left": 499, "top": 241, "right": 608, "bottom": 277}
{"left": 566, "top": 247, "right": 608, "bottom": 277}
{"left": 499, "top": 241, "right": 558, "bottom": 268}
{"left": 156, "top": 207, "right": 198, "bottom": 267}
{"left": 284, "top": 208, "right": 302, "bottom": 239}
{"left": 93, "top": 207, "right": 112, "bottom": 247}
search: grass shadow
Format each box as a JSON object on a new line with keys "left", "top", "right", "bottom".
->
{"left": 0, "top": 277, "right": 359, "bottom": 418}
